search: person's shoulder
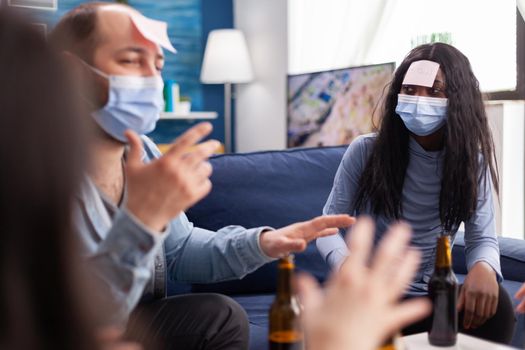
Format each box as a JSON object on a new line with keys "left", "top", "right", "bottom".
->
{"left": 346, "top": 133, "right": 377, "bottom": 154}
{"left": 340, "top": 133, "right": 377, "bottom": 171}
{"left": 353, "top": 133, "right": 377, "bottom": 145}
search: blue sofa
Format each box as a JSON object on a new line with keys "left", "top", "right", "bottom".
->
{"left": 181, "top": 145, "right": 525, "bottom": 349}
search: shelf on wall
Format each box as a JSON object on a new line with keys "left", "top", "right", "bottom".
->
{"left": 160, "top": 111, "right": 218, "bottom": 120}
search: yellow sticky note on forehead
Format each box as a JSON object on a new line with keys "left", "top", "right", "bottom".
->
{"left": 402, "top": 60, "right": 440, "bottom": 87}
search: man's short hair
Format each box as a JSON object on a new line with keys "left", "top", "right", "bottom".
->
{"left": 49, "top": 2, "right": 107, "bottom": 63}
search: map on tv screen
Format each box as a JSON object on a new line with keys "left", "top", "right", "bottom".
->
{"left": 287, "top": 63, "right": 395, "bottom": 148}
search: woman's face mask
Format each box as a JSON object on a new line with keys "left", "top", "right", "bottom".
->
{"left": 395, "top": 94, "right": 448, "bottom": 136}
{"left": 84, "top": 62, "right": 165, "bottom": 143}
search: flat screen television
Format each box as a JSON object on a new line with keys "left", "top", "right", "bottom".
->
{"left": 287, "top": 62, "right": 395, "bottom": 148}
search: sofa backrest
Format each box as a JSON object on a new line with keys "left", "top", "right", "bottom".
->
{"left": 186, "top": 146, "right": 348, "bottom": 295}
{"left": 181, "top": 145, "right": 525, "bottom": 297}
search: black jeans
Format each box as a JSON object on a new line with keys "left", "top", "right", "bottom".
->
{"left": 402, "top": 284, "right": 516, "bottom": 344}
{"left": 126, "top": 293, "right": 249, "bottom": 350}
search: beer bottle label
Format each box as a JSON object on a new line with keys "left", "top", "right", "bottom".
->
{"left": 269, "top": 330, "right": 303, "bottom": 343}
{"left": 269, "top": 330, "right": 303, "bottom": 350}
{"left": 429, "top": 289, "right": 457, "bottom": 346}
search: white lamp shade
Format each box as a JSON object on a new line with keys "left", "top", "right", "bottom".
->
{"left": 201, "top": 29, "right": 254, "bottom": 84}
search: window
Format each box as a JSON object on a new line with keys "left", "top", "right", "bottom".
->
{"left": 289, "top": 0, "right": 522, "bottom": 97}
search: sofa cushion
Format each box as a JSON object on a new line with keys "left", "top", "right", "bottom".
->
{"left": 187, "top": 146, "right": 347, "bottom": 294}
{"left": 232, "top": 294, "right": 274, "bottom": 350}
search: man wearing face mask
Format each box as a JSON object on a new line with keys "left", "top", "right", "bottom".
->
{"left": 50, "top": 3, "right": 355, "bottom": 350}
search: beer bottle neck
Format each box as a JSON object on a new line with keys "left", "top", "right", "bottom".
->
{"left": 276, "top": 257, "right": 294, "bottom": 300}
{"left": 435, "top": 235, "right": 452, "bottom": 270}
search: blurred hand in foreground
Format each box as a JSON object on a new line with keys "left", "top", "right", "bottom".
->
{"left": 297, "top": 217, "right": 431, "bottom": 350}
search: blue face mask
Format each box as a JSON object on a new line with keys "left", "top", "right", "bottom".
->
{"left": 86, "top": 64, "right": 165, "bottom": 143}
{"left": 395, "top": 94, "right": 448, "bottom": 136}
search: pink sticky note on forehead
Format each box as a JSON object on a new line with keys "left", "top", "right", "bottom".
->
{"left": 129, "top": 12, "right": 176, "bottom": 53}
{"left": 102, "top": 5, "right": 176, "bottom": 53}
{"left": 402, "top": 60, "right": 440, "bottom": 87}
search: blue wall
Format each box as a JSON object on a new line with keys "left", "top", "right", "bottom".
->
{"left": 132, "top": 0, "right": 204, "bottom": 111}
{"left": 28, "top": 0, "right": 234, "bottom": 147}
{"left": 201, "top": 0, "right": 234, "bottom": 149}
{"left": 148, "top": 0, "right": 233, "bottom": 147}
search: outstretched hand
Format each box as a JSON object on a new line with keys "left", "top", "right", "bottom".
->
{"left": 297, "top": 217, "right": 431, "bottom": 350}
{"left": 259, "top": 215, "right": 355, "bottom": 258}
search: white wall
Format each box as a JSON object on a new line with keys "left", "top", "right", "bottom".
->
{"left": 234, "top": 0, "right": 288, "bottom": 152}
{"left": 486, "top": 101, "right": 525, "bottom": 238}
{"left": 287, "top": 0, "right": 516, "bottom": 92}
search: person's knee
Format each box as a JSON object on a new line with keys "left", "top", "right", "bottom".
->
{"left": 134, "top": 294, "right": 249, "bottom": 349}
{"left": 457, "top": 284, "right": 516, "bottom": 344}
{"left": 486, "top": 285, "right": 517, "bottom": 344}
{"left": 199, "top": 294, "right": 249, "bottom": 349}
{"left": 203, "top": 294, "right": 249, "bottom": 329}
{"left": 497, "top": 285, "right": 516, "bottom": 325}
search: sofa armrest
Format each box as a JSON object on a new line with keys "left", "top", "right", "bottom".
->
{"left": 452, "top": 232, "right": 525, "bottom": 283}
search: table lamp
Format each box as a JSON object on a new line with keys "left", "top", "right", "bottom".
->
{"left": 201, "top": 29, "right": 253, "bottom": 153}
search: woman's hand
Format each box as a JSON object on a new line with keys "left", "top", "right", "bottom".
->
{"left": 296, "top": 217, "right": 431, "bottom": 350}
{"left": 457, "top": 261, "right": 499, "bottom": 329}
{"left": 514, "top": 283, "right": 525, "bottom": 313}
